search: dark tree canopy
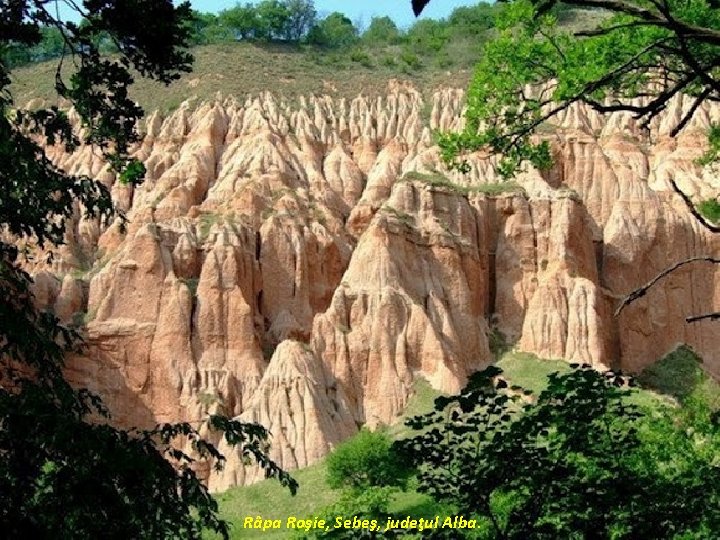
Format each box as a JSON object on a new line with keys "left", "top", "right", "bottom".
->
{"left": 0, "top": 2, "right": 295, "bottom": 538}
{"left": 395, "top": 365, "right": 720, "bottom": 538}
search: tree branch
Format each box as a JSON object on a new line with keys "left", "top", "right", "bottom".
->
{"left": 669, "top": 86, "right": 713, "bottom": 137}
{"left": 574, "top": 20, "right": 658, "bottom": 38}
{"left": 568, "top": 0, "right": 720, "bottom": 46}
{"left": 686, "top": 312, "right": 720, "bottom": 323}
{"left": 615, "top": 256, "right": 720, "bottom": 316}
{"left": 669, "top": 178, "right": 720, "bottom": 233}
{"left": 503, "top": 38, "right": 673, "bottom": 151}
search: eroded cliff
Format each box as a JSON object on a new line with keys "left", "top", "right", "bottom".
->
{"left": 26, "top": 84, "right": 720, "bottom": 489}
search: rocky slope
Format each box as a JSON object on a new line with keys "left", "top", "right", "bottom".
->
{"left": 26, "top": 84, "right": 720, "bottom": 490}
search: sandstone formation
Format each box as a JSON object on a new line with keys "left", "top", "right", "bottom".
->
{"left": 26, "top": 86, "right": 720, "bottom": 489}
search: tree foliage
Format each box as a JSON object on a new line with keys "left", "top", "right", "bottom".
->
{"left": 395, "top": 365, "right": 720, "bottom": 538}
{"left": 215, "top": 0, "right": 316, "bottom": 42}
{"left": 307, "top": 12, "right": 359, "bottom": 48}
{"left": 9, "top": 2, "right": 510, "bottom": 68}
{"left": 314, "top": 429, "right": 410, "bottom": 539}
{"left": 254, "top": 0, "right": 291, "bottom": 40}
{"left": 429, "top": 0, "right": 720, "bottom": 178}
{"left": 219, "top": 4, "right": 260, "bottom": 40}
{"left": 0, "top": 2, "right": 295, "bottom": 538}
{"left": 362, "top": 16, "right": 402, "bottom": 45}
{"left": 284, "top": 0, "right": 318, "bottom": 41}
{"left": 447, "top": 2, "right": 497, "bottom": 37}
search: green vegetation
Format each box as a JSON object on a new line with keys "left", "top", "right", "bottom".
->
{"left": 215, "top": 349, "right": 719, "bottom": 538}
{"left": 381, "top": 205, "right": 415, "bottom": 228}
{"left": 211, "top": 461, "right": 443, "bottom": 539}
{"left": 639, "top": 345, "right": 720, "bottom": 408}
{"left": 181, "top": 277, "right": 200, "bottom": 297}
{"left": 496, "top": 350, "right": 570, "bottom": 394}
{"left": 488, "top": 327, "right": 511, "bottom": 358}
{"left": 199, "top": 212, "right": 222, "bottom": 240}
{"left": 397, "top": 379, "right": 440, "bottom": 428}
{"left": 212, "top": 464, "right": 341, "bottom": 539}
{"left": 402, "top": 170, "right": 526, "bottom": 197}
{"left": 697, "top": 123, "right": 720, "bottom": 166}
{"left": 397, "top": 362, "right": 720, "bottom": 538}
{"left": 698, "top": 198, "right": 720, "bottom": 224}
{"left": 9, "top": 3, "right": 606, "bottom": 114}
{"left": 326, "top": 429, "right": 411, "bottom": 490}
{"left": 307, "top": 12, "right": 358, "bottom": 49}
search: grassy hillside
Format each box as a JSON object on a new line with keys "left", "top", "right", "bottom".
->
{"left": 9, "top": 9, "right": 610, "bottom": 113}
{"left": 210, "top": 377, "right": 442, "bottom": 539}
{"left": 210, "top": 346, "right": 713, "bottom": 540}
{"left": 10, "top": 42, "right": 473, "bottom": 113}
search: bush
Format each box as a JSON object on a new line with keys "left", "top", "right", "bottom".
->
{"left": 699, "top": 198, "right": 720, "bottom": 224}
{"left": 380, "top": 54, "right": 397, "bottom": 67}
{"left": 447, "top": 2, "right": 497, "bottom": 38}
{"left": 326, "top": 429, "right": 411, "bottom": 491}
{"left": 399, "top": 50, "right": 422, "bottom": 71}
{"left": 405, "top": 19, "right": 450, "bottom": 55}
{"left": 349, "top": 48, "right": 373, "bottom": 68}
{"left": 308, "top": 486, "right": 400, "bottom": 539}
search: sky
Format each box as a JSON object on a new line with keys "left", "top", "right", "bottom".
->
{"left": 189, "top": 1, "right": 482, "bottom": 30}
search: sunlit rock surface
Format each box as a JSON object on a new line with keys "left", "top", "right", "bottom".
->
{"left": 27, "top": 88, "right": 720, "bottom": 488}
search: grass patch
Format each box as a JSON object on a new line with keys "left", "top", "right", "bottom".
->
{"left": 638, "top": 345, "right": 719, "bottom": 409}
{"left": 387, "top": 378, "right": 441, "bottom": 440}
{"left": 211, "top": 464, "right": 341, "bottom": 539}
{"left": 403, "top": 171, "right": 466, "bottom": 193}
{"left": 381, "top": 205, "right": 415, "bottom": 228}
{"left": 10, "top": 42, "right": 476, "bottom": 113}
{"left": 402, "top": 171, "right": 526, "bottom": 197}
{"left": 496, "top": 351, "right": 571, "bottom": 395}
{"left": 180, "top": 277, "right": 199, "bottom": 296}
{"left": 474, "top": 181, "right": 526, "bottom": 196}
{"left": 399, "top": 378, "right": 440, "bottom": 424}
{"left": 198, "top": 212, "right": 220, "bottom": 241}
{"left": 698, "top": 199, "right": 720, "bottom": 224}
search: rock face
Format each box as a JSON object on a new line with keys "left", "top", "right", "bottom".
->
{"left": 28, "top": 87, "right": 720, "bottom": 489}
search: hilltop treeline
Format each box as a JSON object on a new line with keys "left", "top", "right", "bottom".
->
{"left": 189, "top": 1, "right": 498, "bottom": 48}
{"left": 2, "top": 1, "right": 503, "bottom": 70}
{"left": 3, "top": 2, "right": 596, "bottom": 76}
